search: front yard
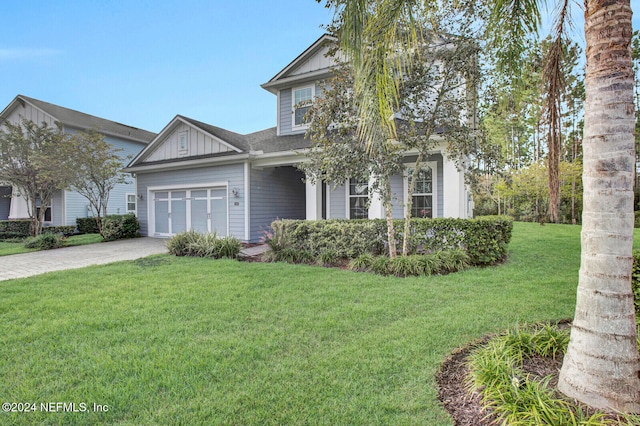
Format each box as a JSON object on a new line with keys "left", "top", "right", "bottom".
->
{"left": 0, "top": 234, "right": 104, "bottom": 256}
{"left": 0, "top": 222, "right": 628, "bottom": 425}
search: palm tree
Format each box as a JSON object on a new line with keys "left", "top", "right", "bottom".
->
{"left": 323, "top": 0, "right": 640, "bottom": 413}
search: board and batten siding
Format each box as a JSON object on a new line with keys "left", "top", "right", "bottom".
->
{"left": 4, "top": 103, "right": 56, "bottom": 127}
{"left": 250, "top": 166, "right": 305, "bottom": 242}
{"left": 135, "top": 164, "right": 245, "bottom": 239}
{"left": 145, "top": 123, "right": 234, "bottom": 162}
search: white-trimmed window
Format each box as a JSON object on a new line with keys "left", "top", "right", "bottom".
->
{"left": 126, "top": 194, "right": 136, "bottom": 214}
{"left": 36, "top": 196, "right": 52, "bottom": 222}
{"left": 406, "top": 163, "right": 436, "bottom": 218}
{"left": 292, "top": 85, "right": 314, "bottom": 129}
{"left": 348, "top": 178, "right": 368, "bottom": 219}
{"left": 178, "top": 131, "right": 188, "bottom": 155}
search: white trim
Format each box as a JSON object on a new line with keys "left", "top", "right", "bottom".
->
{"left": 403, "top": 161, "right": 437, "bottom": 218}
{"left": 346, "top": 178, "right": 369, "bottom": 219}
{"left": 125, "top": 153, "right": 250, "bottom": 173}
{"left": 126, "top": 193, "right": 137, "bottom": 214}
{"left": 244, "top": 161, "right": 250, "bottom": 241}
{"left": 291, "top": 84, "right": 315, "bottom": 132}
{"left": 276, "top": 90, "right": 281, "bottom": 136}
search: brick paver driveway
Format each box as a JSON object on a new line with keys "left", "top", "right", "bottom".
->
{"left": 0, "top": 237, "right": 167, "bottom": 281}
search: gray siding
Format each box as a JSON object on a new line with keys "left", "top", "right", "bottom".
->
{"left": 279, "top": 89, "right": 292, "bottom": 135}
{"left": 390, "top": 174, "right": 405, "bottom": 218}
{"left": 0, "top": 186, "right": 11, "bottom": 220}
{"left": 136, "top": 163, "right": 245, "bottom": 239}
{"left": 250, "top": 166, "right": 305, "bottom": 242}
{"left": 51, "top": 190, "right": 64, "bottom": 226}
{"left": 328, "top": 183, "right": 346, "bottom": 219}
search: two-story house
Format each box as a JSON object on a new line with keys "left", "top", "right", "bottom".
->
{"left": 0, "top": 95, "right": 156, "bottom": 226}
{"left": 125, "top": 34, "right": 472, "bottom": 242}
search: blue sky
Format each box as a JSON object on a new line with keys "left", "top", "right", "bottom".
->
{"left": 1, "top": 1, "right": 639, "bottom": 136}
{"left": 1, "top": 1, "right": 332, "bottom": 135}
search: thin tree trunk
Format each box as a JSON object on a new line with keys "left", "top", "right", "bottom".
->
{"left": 558, "top": 0, "right": 640, "bottom": 412}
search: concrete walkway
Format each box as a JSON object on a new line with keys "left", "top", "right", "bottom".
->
{"left": 0, "top": 237, "right": 168, "bottom": 281}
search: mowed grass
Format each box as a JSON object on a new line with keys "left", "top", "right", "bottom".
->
{"left": 0, "top": 222, "right": 635, "bottom": 425}
{"left": 0, "top": 234, "right": 104, "bottom": 257}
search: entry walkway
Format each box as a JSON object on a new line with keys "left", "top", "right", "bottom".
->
{"left": 0, "top": 237, "right": 168, "bottom": 281}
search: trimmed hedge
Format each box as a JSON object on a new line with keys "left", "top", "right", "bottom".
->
{"left": 0, "top": 220, "right": 31, "bottom": 239}
{"left": 166, "top": 230, "right": 242, "bottom": 259}
{"left": 76, "top": 217, "right": 100, "bottom": 234}
{"left": 268, "top": 216, "right": 512, "bottom": 266}
{"left": 42, "top": 226, "right": 76, "bottom": 237}
{"left": 24, "top": 234, "right": 63, "bottom": 250}
{"left": 101, "top": 214, "right": 140, "bottom": 241}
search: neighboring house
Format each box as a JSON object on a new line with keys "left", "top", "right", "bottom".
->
{"left": 126, "top": 34, "right": 473, "bottom": 242}
{"left": 0, "top": 95, "right": 156, "bottom": 226}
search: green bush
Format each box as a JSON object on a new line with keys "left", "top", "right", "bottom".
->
{"left": 166, "top": 230, "right": 241, "bottom": 260}
{"left": 317, "top": 249, "right": 339, "bottom": 267}
{"left": 635, "top": 211, "right": 640, "bottom": 228}
{"left": 269, "top": 216, "right": 512, "bottom": 267}
{"left": 632, "top": 251, "right": 640, "bottom": 326}
{"left": 101, "top": 214, "right": 140, "bottom": 241}
{"left": 76, "top": 217, "right": 100, "bottom": 234}
{"left": 24, "top": 234, "right": 63, "bottom": 250}
{"left": 0, "top": 220, "right": 31, "bottom": 238}
{"left": 349, "top": 253, "right": 375, "bottom": 272}
{"left": 42, "top": 226, "right": 76, "bottom": 237}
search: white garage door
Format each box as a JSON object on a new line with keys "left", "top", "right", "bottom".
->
{"left": 152, "top": 187, "right": 227, "bottom": 237}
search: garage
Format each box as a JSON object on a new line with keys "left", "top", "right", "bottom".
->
{"left": 151, "top": 187, "right": 228, "bottom": 237}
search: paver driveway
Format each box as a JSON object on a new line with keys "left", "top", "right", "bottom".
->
{"left": 0, "top": 237, "right": 168, "bottom": 281}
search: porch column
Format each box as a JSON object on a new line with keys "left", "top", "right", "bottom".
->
{"left": 442, "top": 154, "right": 466, "bottom": 218}
{"left": 8, "top": 187, "right": 29, "bottom": 219}
{"left": 305, "top": 179, "right": 322, "bottom": 220}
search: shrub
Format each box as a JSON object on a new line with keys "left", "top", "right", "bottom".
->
{"left": 269, "top": 216, "right": 512, "bottom": 267}
{"left": 166, "top": 231, "right": 241, "bottom": 260}
{"left": 76, "top": 217, "right": 100, "bottom": 234}
{"left": 101, "top": 214, "right": 140, "bottom": 241}
{"left": 632, "top": 251, "right": 640, "bottom": 326}
{"left": 317, "top": 249, "right": 339, "bottom": 267}
{"left": 370, "top": 256, "right": 390, "bottom": 276}
{"left": 418, "top": 254, "right": 442, "bottom": 276}
{"left": 349, "top": 253, "right": 375, "bottom": 272}
{"left": 217, "top": 236, "right": 242, "bottom": 259}
{"left": 42, "top": 226, "right": 76, "bottom": 237}
{"left": 166, "top": 230, "right": 202, "bottom": 256}
{"left": 0, "top": 220, "right": 31, "bottom": 238}
{"left": 24, "top": 234, "right": 63, "bottom": 250}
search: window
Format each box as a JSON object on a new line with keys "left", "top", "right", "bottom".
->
{"left": 126, "top": 194, "right": 136, "bottom": 214}
{"left": 293, "top": 86, "right": 314, "bottom": 128}
{"left": 349, "top": 178, "right": 368, "bottom": 219}
{"left": 408, "top": 166, "right": 434, "bottom": 218}
{"left": 36, "top": 197, "right": 52, "bottom": 222}
{"left": 178, "top": 131, "right": 188, "bottom": 154}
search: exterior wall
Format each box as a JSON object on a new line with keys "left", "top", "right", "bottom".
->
{"left": 0, "top": 186, "right": 11, "bottom": 220}
{"left": 250, "top": 166, "right": 305, "bottom": 242}
{"left": 278, "top": 83, "right": 321, "bottom": 136}
{"left": 145, "top": 122, "right": 234, "bottom": 162}
{"left": 4, "top": 103, "right": 56, "bottom": 127}
{"left": 135, "top": 163, "right": 245, "bottom": 239}
{"left": 288, "top": 44, "right": 334, "bottom": 76}
{"left": 51, "top": 190, "right": 64, "bottom": 226}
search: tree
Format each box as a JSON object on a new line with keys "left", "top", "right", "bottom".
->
{"left": 323, "top": 0, "right": 640, "bottom": 413}
{"left": 0, "top": 119, "right": 73, "bottom": 235}
{"left": 299, "top": 61, "right": 404, "bottom": 257}
{"left": 65, "top": 129, "right": 128, "bottom": 237}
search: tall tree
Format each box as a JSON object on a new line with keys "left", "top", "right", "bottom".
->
{"left": 65, "top": 129, "right": 128, "bottom": 237}
{"left": 322, "top": 0, "right": 640, "bottom": 413}
{"left": 0, "top": 119, "right": 73, "bottom": 235}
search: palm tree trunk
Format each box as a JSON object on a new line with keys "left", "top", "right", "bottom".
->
{"left": 557, "top": 0, "right": 640, "bottom": 412}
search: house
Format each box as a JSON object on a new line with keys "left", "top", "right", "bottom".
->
{"left": 0, "top": 95, "right": 156, "bottom": 226}
{"left": 126, "top": 34, "right": 473, "bottom": 242}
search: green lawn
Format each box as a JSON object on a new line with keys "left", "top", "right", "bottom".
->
{"left": 0, "top": 222, "right": 633, "bottom": 425}
{"left": 0, "top": 233, "right": 104, "bottom": 256}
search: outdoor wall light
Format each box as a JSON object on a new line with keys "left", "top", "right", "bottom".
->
{"left": 231, "top": 188, "right": 239, "bottom": 198}
{"left": 138, "top": 194, "right": 144, "bottom": 200}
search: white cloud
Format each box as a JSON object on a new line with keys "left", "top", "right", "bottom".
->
{"left": 0, "top": 48, "right": 63, "bottom": 61}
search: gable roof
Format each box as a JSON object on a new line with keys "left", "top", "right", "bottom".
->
{"left": 1, "top": 95, "right": 156, "bottom": 144}
{"left": 261, "top": 34, "right": 337, "bottom": 94}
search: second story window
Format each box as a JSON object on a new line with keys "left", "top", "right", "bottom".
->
{"left": 293, "top": 85, "right": 314, "bottom": 128}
